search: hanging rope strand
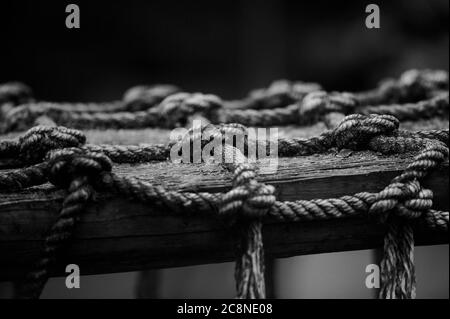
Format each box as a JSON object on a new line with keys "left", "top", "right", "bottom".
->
{"left": 0, "top": 71, "right": 448, "bottom": 299}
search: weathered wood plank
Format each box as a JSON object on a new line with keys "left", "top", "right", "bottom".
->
{"left": 0, "top": 151, "right": 448, "bottom": 281}
{"left": 0, "top": 118, "right": 448, "bottom": 281}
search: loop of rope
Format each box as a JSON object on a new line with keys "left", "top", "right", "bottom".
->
{"left": 299, "top": 91, "right": 358, "bottom": 125}
{"left": 0, "top": 82, "right": 34, "bottom": 129}
{"left": 18, "top": 126, "right": 86, "bottom": 163}
{"left": 219, "top": 159, "right": 275, "bottom": 299}
{"left": 17, "top": 148, "right": 112, "bottom": 299}
{"left": 230, "top": 79, "right": 322, "bottom": 110}
{"left": 399, "top": 69, "right": 449, "bottom": 99}
{"left": 0, "top": 162, "right": 48, "bottom": 191}
{"left": 156, "top": 92, "right": 223, "bottom": 127}
{"left": 358, "top": 92, "right": 449, "bottom": 121}
{"left": 355, "top": 69, "right": 448, "bottom": 105}
{"left": 369, "top": 180, "right": 433, "bottom": 223}
{"left": 122, "top": 84, "right": 181, "bottom": 112}
{"left": 1, "top": 69, "right": 448, "bottom": 133}
{"left": 0, "top": 76, "right": 448, "bottom": 299}
{"left": 46, "top": 147, "right": 112, "bottom": 188}
{"left": 0, "top": 82, "right": 34, "bottom": 106}
{"left": 220, "top": 163, "right": 276, "bottom": 219}
{"left": 333, "top": 114, "right": 399, "bottom": 150}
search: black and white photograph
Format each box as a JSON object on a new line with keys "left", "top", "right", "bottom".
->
{"left": 0, "top": 0, "right": 448, "bottom": 304}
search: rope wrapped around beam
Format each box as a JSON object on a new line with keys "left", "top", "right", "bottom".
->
{"left": 0, "top": 69, "right": 448, "bottom": 132}
{"left": 0, "top": 69, "right": 448, "bottom": 299}
{"left": 0, "top": 113, "right": 448, "bottom": 299}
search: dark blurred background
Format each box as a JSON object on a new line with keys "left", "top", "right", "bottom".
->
{"left": 0, "top": 0, "right": 448, "bottom": 299}
{"left": 0, "top": 0, "right": 448, "bottom": 101}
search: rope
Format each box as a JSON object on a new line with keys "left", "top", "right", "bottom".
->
{"left": 17, "top": 148, "right": 112, "bottom": 299}
{"left": 355, "top": 69, "right": 448, "bottom": 105}
{"left": 1, "top": 69, "right": 448, "bottom": 133}
{"left": 0, "top": 71, "right": 448, "bottom": 299}
{"left": 358, "top": 92, "right": 449, "bottom": 121}
{"left": 226, "top": 79, "right": 322, "bottom": 110}
{"left": 0, "top": 82, "right": 34, "bottom": 107}
{"left": 379, "top": 221, "right": 416, "bottom": 299}
{"left": 0, "top": 163, "right": 48, "bottom": 191}
{"left": 1, "top": 121, "right": 447, "bottom": 222}
{"left": 219, "top": 145, "right": 275, "bottom": 299}
{"left": 2, "top": 116, "right": 447, "bottom": 299}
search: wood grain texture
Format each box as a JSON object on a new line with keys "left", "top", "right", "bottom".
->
{"left": 0, "top": 118, "right": 448, "bottom": 280}
{"left": 0, "top": 151, "right": 448, "bottom": 280}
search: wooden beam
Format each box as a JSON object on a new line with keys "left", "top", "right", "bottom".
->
{"left": 0, "top": 150, "right": 448, "bottom": 281}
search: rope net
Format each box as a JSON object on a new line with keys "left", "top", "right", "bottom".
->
{"left": 0, "top": 69, "right": 448, "bottom": 299}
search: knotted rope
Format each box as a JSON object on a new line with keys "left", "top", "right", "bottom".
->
{"left": 299, "top": 91, "right": 358, "bottom": 125}
{"left": 0, "top": 82, "right": 34, "bottom": 131}
{"left": 2, "top": 115, "right": 448, "bottom": 299}
{"left": 0, "top": 82, "right": 34, "bottom": 107}
{"left": 220, "top": 157, "right": 275, "bottom": 299}
{"left": 179, "top": 123, "right": 276, "bottom": 298}
{"left": 229, "top": 79, "right": 322, "bottom": 110}
{"left": 355, "top": 69, "right": 448, "bottom": 105}
{"left": 18, "top": 148, "right": 112, "bottom": 299}
{"left": 1, "top": 69, "right": 448, "bottom": 132}
{"left": 123, "top": 84, "right": 180, "bottom": 112}
{"left": 332, "top": 114, "right": 448, "bottom": 299}
{"left": 155, "top": 92, "right": 223, "bottom": 127}
{"left": 0, "top": 71, "right": 448, "bottom": 299}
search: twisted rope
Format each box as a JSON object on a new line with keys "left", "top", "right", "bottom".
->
{"left": 355, "top": 69, "right": 448, "bottom": 105}
{"left": 227, "top": 79, "right": 322, "bottom": 110}
{"left": 1, "top": 69, "right": 448, "bottom": 133}
{"left": 0, "top": 71, "right": 448, "bottom": 299}
{"left": 332, "top": 115, "right": 448, "bottom": 299}
{"left": 358, "top": 92, "right": 449, "bottom": 121}
{"left": 219, "top": 150, "right": 275, "bottom": 299}
{"left": 17, "top": 148, "right": 112, "bottom": 299}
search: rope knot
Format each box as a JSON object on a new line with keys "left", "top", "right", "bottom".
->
{"left": 182, "top": 122, "right": 248, "bottom": 146}
{"left": 299, "top": 91, "right": 358, "bottom": 124}
{"left": 18, "top": 126, "right": 86, "bottom": 163}
{"left": 46, "top": 148, "right": 112, "bottom": 189}
{"left": 220, "top": 164, "right": 276, "bottom": 219}
{"left": 400, "top": 69, "right": 449, "bottom": 98}
{"left": 247, "top": 79, "right": 322, "bottom": 109}
{"left": 0, "top": 83, "right": 34, "bottom": 129}
{"left": 0, "top": 82, "right": 33, "bottom": 106}
{"left": 369, "top": 180, "right": 433, "bottom": 223}
{"left": 156, "top": 92, "right": 223, "bottom": 127}
{"left": 333, "top": 114, "right": 399, "bottom": 150}
{"left": 123, "top": 84, "right": 180, "bottom": 111}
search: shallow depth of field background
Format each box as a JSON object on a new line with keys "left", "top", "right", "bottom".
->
{"left": 0, "top": 0, "right": 448, "bottom": 298}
